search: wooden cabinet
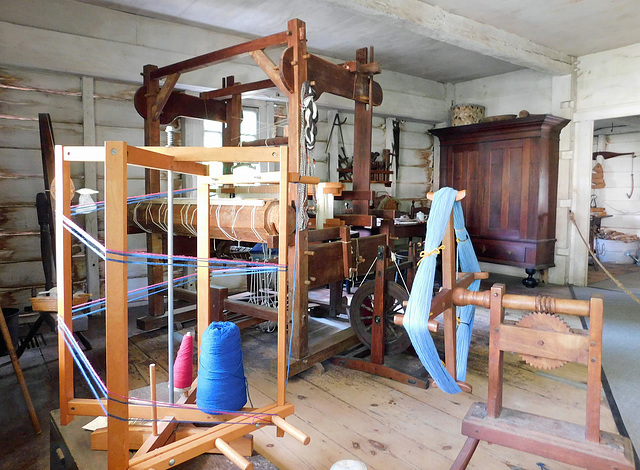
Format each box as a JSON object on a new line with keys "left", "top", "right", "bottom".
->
{"left": 431, "top": 115, "right": 569, "bottom": 281}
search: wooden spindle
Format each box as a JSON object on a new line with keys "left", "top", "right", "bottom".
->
{"left": 215, "top": 438, "right": 253, "bottom": 470}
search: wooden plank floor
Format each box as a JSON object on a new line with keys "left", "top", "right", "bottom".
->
{"left": 128, "top": 297, "right": 622, "bottom": 470}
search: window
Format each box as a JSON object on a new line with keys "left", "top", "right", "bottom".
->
{"left": 203, "top": 107, "right": 261, "bottom": 178}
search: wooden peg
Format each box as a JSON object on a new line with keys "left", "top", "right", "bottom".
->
{"left": 393, "top": 314, "right": 439, "bottom": 333}
{"left": 215, "top": 438, "right": 253, "bottom": 470}
{"left": 272, "top": 415, "right": 311, "bottom": 445}
{"left": 427, "top": 189, "right": 466, "bottom": 201}
{"left": 304, "top": 250, "right": 315, "bottom": 256}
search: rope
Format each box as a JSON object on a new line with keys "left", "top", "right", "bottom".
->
{"left": 404, "top": 187, "right": 480, "bottom": 394}
{"left": 569, "top": 211, "right": 640, "bottom": 306}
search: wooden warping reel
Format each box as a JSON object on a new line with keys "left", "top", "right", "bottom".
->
{"left": 450, "top": 285, "right": 635, "bottom": 470}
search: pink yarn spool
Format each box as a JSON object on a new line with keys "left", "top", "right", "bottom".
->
{"left": 173, "top": 332, "right": 193, "bottom": 389}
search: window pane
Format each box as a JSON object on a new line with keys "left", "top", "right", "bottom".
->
{"left": 240, "top": 108, "right": 259, "bottom": 142}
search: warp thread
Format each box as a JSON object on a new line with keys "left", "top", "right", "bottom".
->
{"left": 197, "top": 322, "right": 247, "bottom": 413}
{"left": 173, "top": 332, "right": 194, "bottom": 390}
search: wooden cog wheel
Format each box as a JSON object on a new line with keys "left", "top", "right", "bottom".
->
{"left": 515, "top": 312, "right": 572, "bottom": 370}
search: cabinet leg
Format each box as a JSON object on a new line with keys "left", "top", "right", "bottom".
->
{"left": 522, "top": 268, "right": 539, "bottom": 288}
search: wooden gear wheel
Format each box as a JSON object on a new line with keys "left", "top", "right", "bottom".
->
{"left": 515, "top": 312, "right": 572, "bottom": 370}
{"left": 349, "top": 280, "right": 411, "bottom": 355}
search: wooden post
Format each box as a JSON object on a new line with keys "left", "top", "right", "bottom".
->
{"left": 285, "top": 18, "right": 310, "bottom": 366}
{"left": 586, "top": 295, "right": 604, "bottom": 442}
{"left": 277, "top": 145, "right": 290, "bottom": 408}
{"left": 150, "top": 363, "right": 158, "bottom": 436}
{"left": 55, "top": 145, "right": 74, "bottom": 426}
{"left": 291, "top": 229, "right": 309, "bottom": 360}
{"left": 487, "top": 283, "right": 506, "bottom": 418}
{"left": 197, "top": 177, "right": 211, "bottom": 361}
{"left": 370, "top": 245, "right": 387, "bottom": 365}
{"left": 222, "top": 76, "right": 242, "bottom": 175}
{"left": 0, "top": 306, "right": 40, "bottom": 434}
{"left": 104, "top": 141, "right": 130, "bottom": 468}
{"left": 352, "top": 48, "right": 373, "bottom": 215}
{"left": 143, "top": 64, "right": 165, "bottom": 318}
{"left": 442, "top": 211, "right": 457, "bottom": 378}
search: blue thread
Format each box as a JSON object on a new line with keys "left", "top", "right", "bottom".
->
{"left": 197, "top": 322, "right": 248, "bottom": 413}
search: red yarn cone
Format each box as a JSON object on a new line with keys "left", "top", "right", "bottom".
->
{"left": 173, "top": 332, "right": 193, "bottom": 389}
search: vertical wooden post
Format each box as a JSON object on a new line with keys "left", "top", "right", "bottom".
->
{"left": 370, "top": 245, "right": 387, "bottom": 365}
{"left": 55, "top": 145, "right": 73, "bottom": 426}
{"left": 104, "top": 141, "right": 130, "bottom": 468}
{"left": 197, "top": 176, "right": 211, "bottom": 362}
{"left": 487, "top": 283, "right": 506, "bottom": 418}
{"left": 286, "top": 18, "right": 310, "bottom": 366}
{"left": 0, "top": 306, "right": 40, "bottom": 434}
{"left": 585, "top": 295, "right": 604, "bottom": 443}
{"left": 291, "top": 229, "right": 309, "bottom": 360}
{"left": 339, "top": 225, "right": 352, "bottom": 279}
{"left": 143, "top": 64, "right": 165, "bottom": 318}
{"left": 352, "top": 48, "right": 373, "bottom": 215}
{"left": 442, "top": 211, "right": 457, "bottom": 378}
{"left": 222, "top": 76, "right": 242, "bottom": 175}
{"left": 277, "top": 145, "right": 290, "bottom": 408}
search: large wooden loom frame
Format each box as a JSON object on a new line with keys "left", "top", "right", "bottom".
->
{"left": 55, "top": 143, "right": 311, "bottom": 469}
{"left": 137, "top": 18, "right": 385, "bottom": 376}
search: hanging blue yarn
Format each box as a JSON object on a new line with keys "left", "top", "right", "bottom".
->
{"left": 452, "top": 201, "right": 481, "bottom": 382}
{"left": 404, "top": 187, "right": 480, "bottom": 394}
{"left": 197, "top": 322, "right": 248, "bottom": 413}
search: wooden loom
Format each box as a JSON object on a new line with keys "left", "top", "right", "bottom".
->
{"left": 135, "top": 18, "right": 388, "bottom": 376}
{"left": 55, "top": 143, "right": 311, "bottom": 469}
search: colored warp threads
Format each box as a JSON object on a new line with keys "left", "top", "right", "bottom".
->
{"left": 173, "top": 332, "right": 193, "bottom": 390}
{"left": 197, "top": 322, "right": 247, "bottom": 413}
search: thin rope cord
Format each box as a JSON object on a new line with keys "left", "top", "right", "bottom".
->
{"left": 569, "top": 211, "right": 640, "bottom": 306}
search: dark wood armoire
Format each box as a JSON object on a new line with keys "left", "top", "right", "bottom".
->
{"left": 431, "top": 114, "right": 570, "bottom": 286}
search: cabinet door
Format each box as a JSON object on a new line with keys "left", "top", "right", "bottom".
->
{"left": 481, "top": 139, "right": 530, "bottom": 240}
{"left": 441, "top": 143, "right": 482, "bottom": 234}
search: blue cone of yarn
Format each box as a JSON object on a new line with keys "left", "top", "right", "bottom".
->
{"left": 196, "top": 321, "right": 247, "bottom": 413}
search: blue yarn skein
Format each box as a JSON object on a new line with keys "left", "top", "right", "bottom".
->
{"left": 197, "top": 322, "right": 247, "bottom": 413}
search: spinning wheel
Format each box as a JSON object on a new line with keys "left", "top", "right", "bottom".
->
{"left": 349, "top": 280, "right": 411, "bottom": 355}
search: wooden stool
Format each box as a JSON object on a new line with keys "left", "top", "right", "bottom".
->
{"left": 450, "top": 284, "right": 634, "bottom": 470}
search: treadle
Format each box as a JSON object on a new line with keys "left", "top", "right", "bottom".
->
{"left": 331, "top": 356, "right": 428, "bottom": 389}
{"left": 460, "top": 402, "right": 634, "bottom": 469}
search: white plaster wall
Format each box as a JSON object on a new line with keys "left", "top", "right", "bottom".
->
{"left": 570, "top": 43, "right": 640, "bottom": 285}
{"left": 593, "top": 133, "right": 640, "bottom": 237}
{"left": 453, "top": 69, "right": 554, "bottom": 119}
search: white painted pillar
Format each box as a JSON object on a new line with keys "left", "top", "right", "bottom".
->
{"left": 82, "top": 76, "right": 101, "bottom": 302}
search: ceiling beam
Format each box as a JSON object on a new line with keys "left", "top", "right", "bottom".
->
{"left": 326, "top": 0, "right": 574, "bottom": 76}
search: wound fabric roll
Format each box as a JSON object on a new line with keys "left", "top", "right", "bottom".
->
{"left": 173, "top": 332, "right": 193, "bottom": 390}
{"left": 196, "top": 322, "right": 247, "bottom": 413}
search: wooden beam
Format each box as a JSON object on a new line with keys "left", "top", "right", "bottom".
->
{"left": 200, "top": 78, "right": 274, "bottom": 100}
{"left": 151, "top": 31, "right": 290, "bottom": 79}
{"left": 151, "top": 73, "right": 181, "bottom": 121}
{"left": 127, "top": 146, "right": 208, "bottom": 176}
{"left": 104, "top": 141, "right": 130, "bottom": 469}
{"left": 142, "top": 146, "right": 283, "bottom": 163}
{"left": 55, "top": 146, "right": 73, "bottom": 426}
{"left": 249, "top": 50, "right": 290, "bottom": 94}
{"left": 328, "top": 0, "right": 573, "bottom": 75}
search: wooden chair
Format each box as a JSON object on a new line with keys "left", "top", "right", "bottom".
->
{"left": 450, "top": 284, "right": 635, "bottom": 470}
